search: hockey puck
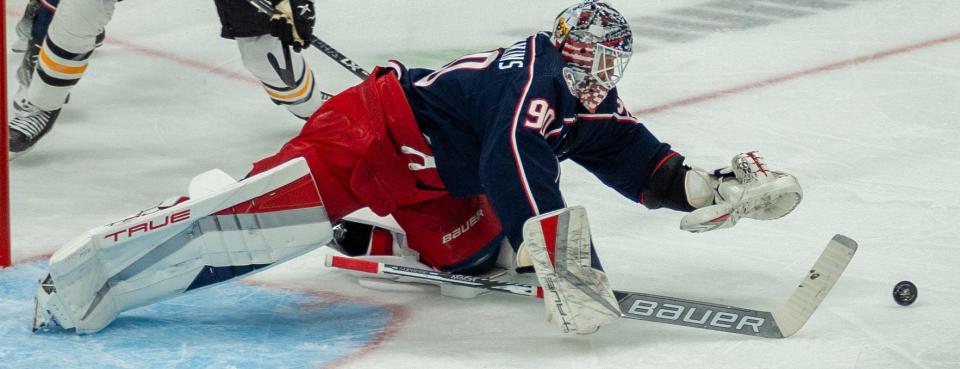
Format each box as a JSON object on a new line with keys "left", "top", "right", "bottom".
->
{"left": 892, "top": 281, "right": 917, "bottom": 306}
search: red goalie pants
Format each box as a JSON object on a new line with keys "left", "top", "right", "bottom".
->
{"left": 248, "top": 68, "right": 503, "bottom": 272}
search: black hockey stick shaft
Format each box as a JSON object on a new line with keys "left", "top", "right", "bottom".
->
{"left": 307, "top": 37, "right": 370, "bottom": 79}
{"left": 246, "top": 0, "right": 371, "bottom": 79}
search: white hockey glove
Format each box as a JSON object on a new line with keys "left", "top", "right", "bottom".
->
{"left": 680, "top": 151, "right": 802, "bottom": 233}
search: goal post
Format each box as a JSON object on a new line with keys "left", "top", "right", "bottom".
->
{"left": 2, "top": 0, "right": 11, "bottom": 268}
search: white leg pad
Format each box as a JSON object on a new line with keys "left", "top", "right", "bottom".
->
{"left": 35, "top": 158, "right": 333, "bottom": 334}
{"left": 523, "top": 206, "right": 621, "bottom": 334}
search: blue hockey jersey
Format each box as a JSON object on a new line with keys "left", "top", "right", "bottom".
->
{"left": 392, "top": 32, "right": 673, "bottom": 251}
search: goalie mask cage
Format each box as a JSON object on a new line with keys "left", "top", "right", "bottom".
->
{"left": 2, "top": 0, "right": 11, "bottom": 268}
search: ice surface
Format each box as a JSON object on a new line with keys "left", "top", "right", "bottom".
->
{"left": 5, "top": 0, "right": 960, "bottom": 368}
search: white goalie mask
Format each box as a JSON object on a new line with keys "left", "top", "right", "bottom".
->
{"left": 552, "top": 1, "right": 633, "bottom": 112}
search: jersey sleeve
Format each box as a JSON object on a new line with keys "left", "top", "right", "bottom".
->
{"left": 564, "top": 96, "right": 674, "bottom": 203}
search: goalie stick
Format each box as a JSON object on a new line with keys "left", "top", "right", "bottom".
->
{"left": 245, "top": 0, "right": 371, "bottom": 80}
{"left": 325, "top": 234, "right": 858, "bottom": 338}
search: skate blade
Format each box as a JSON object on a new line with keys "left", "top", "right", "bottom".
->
{"left": 11, "top": 40, "right": 27, "bottom": 53}
{"left": 8, "top": 147, "right": 34, "bottom": 161}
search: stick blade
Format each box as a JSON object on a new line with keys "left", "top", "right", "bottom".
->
{"left": 772, "top": 234, "right": 858, "bottom": 337}
{"left": 616, "top": 291, "right": 781, "bottom": 337}
{"left": 616, "top": 234, "right": 856, "bottom": 338}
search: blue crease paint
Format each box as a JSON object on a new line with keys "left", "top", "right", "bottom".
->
{"left": 1, "top": 262, "right": 391, "bottom": 369}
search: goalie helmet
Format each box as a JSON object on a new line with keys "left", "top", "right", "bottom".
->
{"left": 551, "top": 1, "right": 633, "bottom": 112}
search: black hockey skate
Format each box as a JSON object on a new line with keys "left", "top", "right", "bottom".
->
{"left": 8, "top": 98, "right": 61, "bottom": 160}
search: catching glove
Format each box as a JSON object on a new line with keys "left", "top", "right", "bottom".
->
{"left": 680, "top": 151, "right": 802, "bottom": 232}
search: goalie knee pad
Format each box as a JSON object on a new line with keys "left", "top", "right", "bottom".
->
{"left": 330, "top": 219, "right": 405, "bottom": 258}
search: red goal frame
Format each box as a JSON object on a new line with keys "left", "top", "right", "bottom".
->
{"left": 2, "top": 0, "right": 12, "bottom": 268}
